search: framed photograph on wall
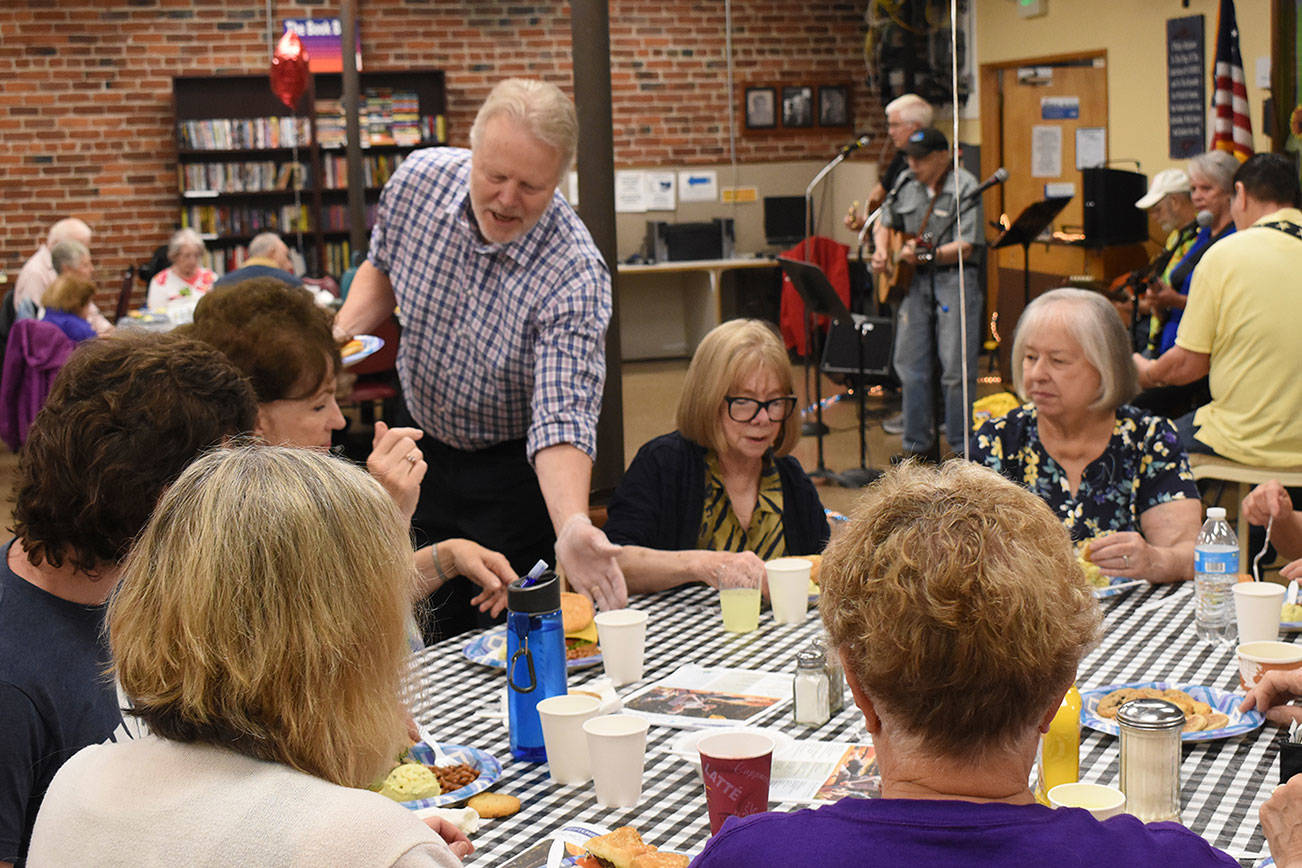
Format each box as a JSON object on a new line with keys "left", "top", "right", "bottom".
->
{"left": 782, "top": 86, "right": 814, "bottom": 128}
{"left": 818, "top": 84, "right": 850, "bottom": 127}
{"left": 745, "top": 87, "right": 776, "bottom": 129}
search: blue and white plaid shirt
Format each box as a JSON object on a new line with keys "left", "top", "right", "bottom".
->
{"left": 369, "top": 148, "right": 611, "bottom": 460}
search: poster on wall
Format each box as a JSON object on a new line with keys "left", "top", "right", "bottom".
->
{"left": 644, "top": 172, "right": 676, "bottom": 211}
{"left": 1166, "top": 15, "right": 1205, "bottom": 159}
{"left": 283, "top": 18, "right": 363, "bottom": 73}
{"left": 1031, "top": 125, "right": 1062, "bottom": 178}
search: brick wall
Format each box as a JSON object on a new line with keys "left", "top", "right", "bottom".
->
{"left": 0, "top": 0, "right": 875, "bottom": 308}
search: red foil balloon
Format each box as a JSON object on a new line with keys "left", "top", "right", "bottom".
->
{"left": 270, "top": 29, "right": 310, "bottom": 111}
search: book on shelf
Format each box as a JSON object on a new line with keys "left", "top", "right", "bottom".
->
{"left": 177, "top": 116, "right": 312, "bottom": 150}
{"left": 179, "top": 160, "right": 310, "bottom": 195}
{"left": 180, "top": 203, "right": 312, "bottom": 236}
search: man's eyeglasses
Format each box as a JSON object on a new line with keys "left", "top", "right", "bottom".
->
{"left": 723, "top": 395, "right": 798, "bottom": 423}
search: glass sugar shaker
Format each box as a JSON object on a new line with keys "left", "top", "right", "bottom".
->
{"left": 793, "top": 647, "right": 831, "bottom": 726}
{"left": 1117, "top": 698, "right": 1184, "bottom": 823}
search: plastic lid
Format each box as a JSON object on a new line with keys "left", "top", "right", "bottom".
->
{"left": 1207, "top": 507, "right": 1227, "bottom": 520}
{"left": 1116, "top": 697, "right": 1185, "bottom": 730}
{"left": 507, "top": 571, "right": 560, "bottom": 615}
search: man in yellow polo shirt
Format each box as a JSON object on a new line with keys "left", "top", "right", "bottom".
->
{"left": 1134, "top": 153, "right": 1302, "bottom": 468}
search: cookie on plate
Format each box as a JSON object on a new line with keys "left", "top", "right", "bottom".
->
{"left": 466, "top": 792, "right": 520, "bottom": 818}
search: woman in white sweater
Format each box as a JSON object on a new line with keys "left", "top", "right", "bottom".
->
{"left": 27, "top": 445, "right": 470, "bottom": 867}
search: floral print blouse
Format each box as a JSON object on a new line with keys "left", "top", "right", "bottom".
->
{"left": 970, "top": 404, "right": 1198, "bottom": 543}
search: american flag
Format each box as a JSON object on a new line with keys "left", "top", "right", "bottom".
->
{"left": 1209, "top": 0, "right": 1253, "bottom": 161}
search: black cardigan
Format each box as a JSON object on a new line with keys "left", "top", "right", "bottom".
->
{"left": 604, "top": 431, "right": 830, "bottom": 556}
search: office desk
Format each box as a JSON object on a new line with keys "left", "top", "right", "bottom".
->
{"left": 616, "top": 258, "right": 781, "bottom": 360}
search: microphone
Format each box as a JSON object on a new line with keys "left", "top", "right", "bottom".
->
{"left": 967, "top": 167, "right": 1009, "bottom": 200}
{"left": 837, "top": 135, "right": 872, "bottom": 157}
{"left": 1196, "top": 209, "right": 1213, "bottom": 228}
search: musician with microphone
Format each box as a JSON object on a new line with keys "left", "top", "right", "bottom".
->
{"left": 872, "top": 127, "right": 986, "bottom": 462}
{"left": 843, "top": 94, "right": 933, "bottom": 228}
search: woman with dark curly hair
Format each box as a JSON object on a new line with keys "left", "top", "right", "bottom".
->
{"left": 0, "top": 333, "right": 256, "bottom": 866}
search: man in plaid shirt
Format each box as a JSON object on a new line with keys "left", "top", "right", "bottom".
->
{"left": 336, "top": 79, "right": 626, "bottom": 636}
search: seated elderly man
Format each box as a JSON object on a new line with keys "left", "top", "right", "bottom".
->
{"left": 212, "top": 232, "right": 301, "bottom": 289}
{"left": 692, "top": 461, "right": 1236, "bottom": 866}
{"left": 0, "top": 333, "right": 256, "bottom": 867}
{"left": 13, "top": 218, "right": 111, "bottom": 332}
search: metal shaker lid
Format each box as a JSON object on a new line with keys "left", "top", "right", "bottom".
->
{"left": 1116, "top": 697, "right": 1186, "bottom": 730}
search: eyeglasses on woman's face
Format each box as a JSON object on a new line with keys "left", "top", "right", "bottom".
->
{"left": 723, "top": 395, "right": 797, "bottom": 423}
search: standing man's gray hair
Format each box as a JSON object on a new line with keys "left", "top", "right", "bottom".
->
{"left": 468, "top": 78, "right": 579, "bottom": 180}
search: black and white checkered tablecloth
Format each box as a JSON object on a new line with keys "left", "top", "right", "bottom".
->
{"left": 409, "top": 581, "right": 1285, "bottom": 866}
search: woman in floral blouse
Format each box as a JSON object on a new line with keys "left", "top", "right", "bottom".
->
{"left": 970, "top": 288, "right": 1199, "bottom": 583}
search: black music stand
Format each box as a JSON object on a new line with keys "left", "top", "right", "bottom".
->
{"left": 778, "top": 257, "right": 885, "bottom": 487}
{"left": 992, "top": 196, "right": 1073, "bottom": 307}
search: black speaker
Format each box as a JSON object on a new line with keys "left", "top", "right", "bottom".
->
{"left": 820, "top": 315, "right": 894, "bottom": 378}
{"left": 1082, "top": 168, "right": 1148, "bottom": 248}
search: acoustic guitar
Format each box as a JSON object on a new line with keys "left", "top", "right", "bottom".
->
{"left": 875, "top": 228, "right": 929, "bottom": 306}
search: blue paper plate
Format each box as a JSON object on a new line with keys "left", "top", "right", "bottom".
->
{"left": 397, "top": 742, "right": 502, "bottom": 809}
{"left": 462, "top": 625, "right": 602, "bottom": 671}
{"left": 1094, "top": 576, "right": 1145, "bottom": 599}
{"left": 341, "top": 334, "right": 383, "bottom": 368}
{"left": 1080, "top": 681, "right": 1264, "bottom": 743}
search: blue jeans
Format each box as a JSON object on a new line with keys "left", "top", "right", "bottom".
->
{"left": 893, "top": 265, "right": 984, "bottom": 454}
{"left": 1174, "top": 410, "right": 1216, "bottom": 456}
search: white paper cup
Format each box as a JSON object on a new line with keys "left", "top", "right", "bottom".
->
{"left": 537, "top": 693, "right": 603, "bottom": 785}
{"left": 766, "top": 558, "right": 812, "bottom": 624}
{"left": 583, "top": 713, "right": 650, "bottom": 808}
{"left": 1234, "top": 582, "right": 1286, "bottom": 644}
{"left": 594, "top": 609, "right": 649, "bottom": 687}
{"left": 1047, "top": 782, "right": 1127, "bottom": 821}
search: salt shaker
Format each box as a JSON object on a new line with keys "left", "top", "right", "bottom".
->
{"left": 793, "top": 647, "right": 831, "bottom": 726}
{"left": 1117, "top": 698, "right": 1184, "bottom": 822}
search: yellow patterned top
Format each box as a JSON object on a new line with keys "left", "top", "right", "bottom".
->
{"left": 696, "top": 450, "right": 787, "bottom": 559}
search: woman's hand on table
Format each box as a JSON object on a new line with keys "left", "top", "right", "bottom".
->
{"left": 422, "top": 815, "right": 474, "bottom": 859}
{"left": 1238, "top": 669, "right": 1302, "bottom": 725}
{"left": 701, "top": 550, "right": 767, "bottom": 595}
{"left": 367, "top": 421, "right": 426, "bottom": 521}
{"left": 1086, "top": 532, "right": 1162, "bottom": 581}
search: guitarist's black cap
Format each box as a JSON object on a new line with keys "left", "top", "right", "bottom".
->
{"left": 902, "top": 127, "right": 948, "bottom": 157}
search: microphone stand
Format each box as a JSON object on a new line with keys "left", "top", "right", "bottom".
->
{"left": 797, "top": 147, "right": 854, "bottom": 477}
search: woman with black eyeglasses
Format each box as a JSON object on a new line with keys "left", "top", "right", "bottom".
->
{"left": 604, "top": 319, "right": 829, "bottom": 594}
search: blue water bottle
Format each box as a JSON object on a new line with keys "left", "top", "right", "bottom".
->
{"left": 506, "top": 570, "right": 567, "bottom": 762}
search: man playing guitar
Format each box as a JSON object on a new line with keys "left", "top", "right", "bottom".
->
{"left": 867, "top": 127, "right": 984, "bottom": 461}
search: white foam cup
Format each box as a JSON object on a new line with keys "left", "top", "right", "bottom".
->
{"left": 537, "top": 693, "right": 603, "bottom": 785}
{"left": 594, "top": 609, "right": 649, "bottom": 687}
{"left": 583, "top": 713, "right": 650, "bottom": 808}
{"left": 766, "top": 557, "right": 812, "bottom": 624}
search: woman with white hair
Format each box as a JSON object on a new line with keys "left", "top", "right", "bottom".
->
{"left": 970, "top": 288, "right": 1200, "bottom": 583}
{"left": 146, "top": 227, "right": 216, "bottom": 312}
{"left": 1144, "top": 150, "right": 1239, "bottom": 356}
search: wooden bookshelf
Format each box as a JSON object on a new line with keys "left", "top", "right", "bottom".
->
{"left": 172, "top": 70, "right": 446, "bottom": 278}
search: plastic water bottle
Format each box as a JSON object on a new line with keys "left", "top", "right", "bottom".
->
{"left": 1194, "top": 507, "right": 1239, "bottom": 645}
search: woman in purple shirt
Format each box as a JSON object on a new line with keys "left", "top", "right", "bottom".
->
{"left": 39, "top": 275, "right": 98, "bottom": 344}
{"left": 691, "top": 461, "right": 1237, "bottom": 868}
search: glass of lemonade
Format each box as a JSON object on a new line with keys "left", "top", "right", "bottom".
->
{"left": 716, "top": 562, "right": 762, "bottom": 633}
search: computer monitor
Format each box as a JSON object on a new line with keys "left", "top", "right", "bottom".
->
{"left": 763, "top": 196, "right": 806, "bottom": 247}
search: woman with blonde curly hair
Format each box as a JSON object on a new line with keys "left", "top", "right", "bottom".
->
{"left": 28, "top": 446, "right": 469, "bottom": 866}
{"left": 604, "top": 318, "right": 828, "bottom": 594}
{"left": 693, "top": 461, "right": 1236, "bottom": 866}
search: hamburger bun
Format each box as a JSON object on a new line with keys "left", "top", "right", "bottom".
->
{"left": 561, "top": 590, "right": 595, "bottom": 633}
{"left": 805, "top": 553, "right": 822, "bottom": 585}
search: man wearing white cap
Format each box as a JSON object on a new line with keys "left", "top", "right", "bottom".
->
{"left": 1132, "top": 169, "right": 1198, "bottom": 356}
